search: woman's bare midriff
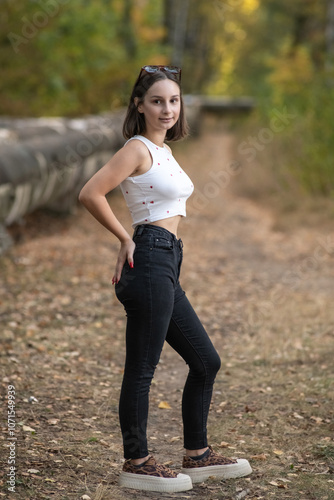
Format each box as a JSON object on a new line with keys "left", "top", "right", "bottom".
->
{"left": 149, "top": 215, "right": 181, "bottom": 238}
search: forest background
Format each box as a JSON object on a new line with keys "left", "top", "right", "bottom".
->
{"left": 1, "top": 0, "right": 334, "bottom": 204}
{"left": 1, "top": 3, "right": 334, "bottom": 498}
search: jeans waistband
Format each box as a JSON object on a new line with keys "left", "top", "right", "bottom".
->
{"left": 133, "top": 224, "right": 183, "bottom": 247}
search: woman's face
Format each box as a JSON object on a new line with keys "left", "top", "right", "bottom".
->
{"left": 136, "top": 79, "right": 181, "bottom": 134}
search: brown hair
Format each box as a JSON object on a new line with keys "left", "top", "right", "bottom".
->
{"left": 122, "top": 70, "right": 189, "bottom": 142}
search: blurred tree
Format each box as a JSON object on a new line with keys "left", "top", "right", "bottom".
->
{"left": 170, "top": 0, "right": 190, "bottom": 68}
{"left": 0, "top": 0, "right": 167, "bottom": 116}
{"left": 253, "top": 1, "right": 333, "bottom": 196}
{"left": 119, "top": 0, "right": 137, "bottom": 58}
{"left": 204, "top": 0, "right": 265, "bottom": 96}
{"left": 163, "top": 0, "right": 224, "bottom": 93}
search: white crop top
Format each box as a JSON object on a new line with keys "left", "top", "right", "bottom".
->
{"left": 119, "top": 135, "right": 194, "bottom": 228}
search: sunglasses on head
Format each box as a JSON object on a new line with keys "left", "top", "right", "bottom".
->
{"left": 137, "top": 65, "right": 182, "bottom": 82}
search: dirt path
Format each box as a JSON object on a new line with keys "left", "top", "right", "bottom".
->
{"left": 1, "top": 121, "right": 333, "bottom": 500}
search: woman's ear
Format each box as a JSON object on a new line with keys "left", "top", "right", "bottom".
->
{"left": 134, "top": 97, "right": 143, "bottom": 113}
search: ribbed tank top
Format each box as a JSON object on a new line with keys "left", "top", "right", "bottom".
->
{"left": 119, "top": 135, "right": 194, "bottom": 228}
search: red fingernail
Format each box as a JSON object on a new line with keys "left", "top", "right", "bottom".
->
{"left": 130, "top": 262, "right": 134, "bottom": 269}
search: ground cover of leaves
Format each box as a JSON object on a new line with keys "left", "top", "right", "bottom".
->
{"left": 1, "top": 120, "right": 334, "bottom": 500}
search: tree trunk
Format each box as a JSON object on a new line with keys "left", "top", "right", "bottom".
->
{"left": 170, "top": 0, "right": 190, "bottom": 67}
{"left": 121, "top": 0, "right": 137, "bottom": 58}
{"left": 163, "top": 0, "right": 177, "bottom": 45}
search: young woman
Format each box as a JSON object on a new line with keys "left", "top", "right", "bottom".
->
{"left": 79, "top": 65, "right": 252, "bottom": 493}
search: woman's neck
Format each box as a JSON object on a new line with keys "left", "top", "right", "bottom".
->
{"left": 141, "top": 131, "right": 166, "bottom": 148}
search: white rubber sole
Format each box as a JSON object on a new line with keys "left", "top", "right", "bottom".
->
{"left": 118, "top": 471, "right": 193, "bottom": 492}
{"left": 181, "top": 459, "right": 252, "bottom": 483}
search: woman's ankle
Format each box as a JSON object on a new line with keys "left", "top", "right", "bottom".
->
{"left": 130, "top": 455, "right": 150, "bottom": 466}
{"left": 185, "top": 447, "right": 209, "bottom": 457}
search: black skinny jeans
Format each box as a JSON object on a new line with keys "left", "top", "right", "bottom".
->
{"left": 115, "top": 224, "right": 221, "bottom": 459}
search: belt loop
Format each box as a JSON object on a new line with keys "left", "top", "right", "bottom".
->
{"left": 134, "top": 224, "right": 145, "bottom": 237}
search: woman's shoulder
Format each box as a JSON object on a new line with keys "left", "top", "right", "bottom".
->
{"left": 123, "top": 136, "right": 151, "bottom": 158}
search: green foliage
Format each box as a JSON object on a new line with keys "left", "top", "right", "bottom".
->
{"left": 209, "top": 0, "right": 333, "bottom": 198}
{"left": 257, "top": 1, "right": 334, "bottom": 197}
{"left": 289, "top": 78, "right": 334, "bottom": 196}
{"left": 0, "top": 0, "right": 167, "bottom": 116}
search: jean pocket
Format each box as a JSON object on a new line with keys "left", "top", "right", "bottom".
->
{"left": 153, "top": 237, "right": 174, "bottom": 250}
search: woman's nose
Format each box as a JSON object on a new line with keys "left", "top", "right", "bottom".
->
{"left": 163, "top": 103, "right": 172, "bottom": 114}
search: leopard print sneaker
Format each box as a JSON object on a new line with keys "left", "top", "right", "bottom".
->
{"left": 118, "top": 455, "right": 193, "bottom": 492}
{"left": 181, "top": 446, "right": 252, "bottom": 483}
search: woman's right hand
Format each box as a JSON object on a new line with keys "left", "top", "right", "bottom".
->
{"left": 112, "top": 238, "right": 136, "bottom": 285}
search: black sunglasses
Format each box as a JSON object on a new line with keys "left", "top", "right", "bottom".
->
{"left": 137, "top": 65, "right": 182, "bottom": 82}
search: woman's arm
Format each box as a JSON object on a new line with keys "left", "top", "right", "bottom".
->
{"left": 78, "top": 140, "right": 146, "bottom": 282}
